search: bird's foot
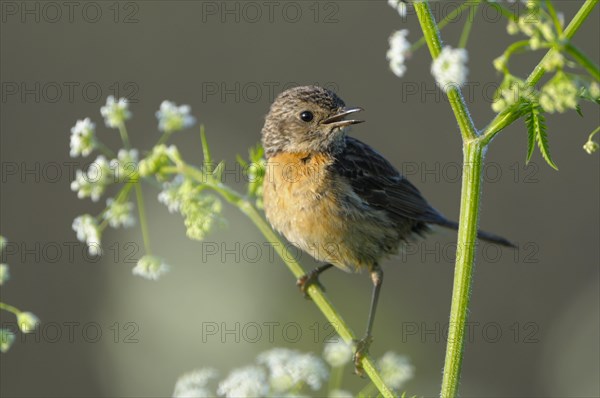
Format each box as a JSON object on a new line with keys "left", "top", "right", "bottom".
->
{"left": 353, "top": 335, "right": 373, "bottom": 377}
{"left": 296, "top": 270, "right": 326, "bottom": 299}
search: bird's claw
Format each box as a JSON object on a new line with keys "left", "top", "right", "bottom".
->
{"left": 353, "top": 335, "right": 373, "bottom": 377}
{"left": 296, "top": 271, "right": 326, "bottom": 299}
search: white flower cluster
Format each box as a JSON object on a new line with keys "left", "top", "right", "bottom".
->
{"left": 72, "top": 215, "right": 102, "bottom": 256}
{"left": 322, "top": 339, "right": 353, "bottom": 368}
{"left": 0, "top": 236, "right": 40, "bottom": 353}
{"left": 217, "top": 366, "right": 268, "bottom": 398}
{"left": 506, "top": 1, "right": 560, "bottom": 50}
{"left": 110, "top": 149, "right": 139, "bottom": 182}
{"left": 70, "top": 155, "right": 113, "bottom": 202}
{"left": 70, "top": 118, "right": 96, "bottom": 158}
{"left": 431, "top": 46, "right": 469, "bottom": 92}
{"left": 539, "top": 73, "right": 580, "bottom": 114}
{"left": 100, "top": 96, "right": 131, "bottom": 128}
{"left": 156, "top": 100, "right": 196, "bottom": 133}
{"left": 103, "top": 199, "right": 135, "bottom": 228}
{"left": 387, "top": 0, "right": 407, "bottom": 17}
{"left": 386, "top": 29, "right": 411, "bottom": 78}
{"left": 173, "top": 345, "right": 414, "bottom": 397}
{"left": 173, "top": 368, "right": 219, "bottom": 398}
{"left": 157, "top": 177, "right": 224, "bottom": 241}
{"left": 378, "top": 352, "right": 414, "bottom": 390}
{"left": 132, "top": 255, "right": 170, "bottom": 281}
{"left": 257, "top": 348, "right": 328, "bottom": 393}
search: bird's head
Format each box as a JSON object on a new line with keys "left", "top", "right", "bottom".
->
{"left": 261, "top": 86, "right": 363, "bottom": 157}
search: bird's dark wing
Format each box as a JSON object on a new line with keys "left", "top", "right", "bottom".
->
{"left": 333, "top": 136, "right": 445, "bottom": 225}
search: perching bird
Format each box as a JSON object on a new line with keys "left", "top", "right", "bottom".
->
{"left": 260, "top": 85, "right": 514, "bottom": 374}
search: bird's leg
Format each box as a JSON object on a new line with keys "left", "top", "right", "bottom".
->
{"left": 296, "top": 263, "right": 334, "bottom": 298}
{"left": 354, "top": 266, "right": 383, "bottom": 376}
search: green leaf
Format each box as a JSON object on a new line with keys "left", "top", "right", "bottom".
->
{"left": 576, "top": 104, "right": 584, "bottom": 117}
{"left": 526, "top": 103, "right": 558, "bottom": 170}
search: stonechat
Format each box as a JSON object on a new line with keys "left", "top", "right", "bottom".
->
{"left": 260, "top": 85, "right": 514, "bottom": 374}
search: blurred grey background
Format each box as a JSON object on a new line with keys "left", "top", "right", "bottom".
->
{"left": 1, "top": 1, "right": 598, "bottom": 397}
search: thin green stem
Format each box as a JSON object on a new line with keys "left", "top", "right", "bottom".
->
{"left": 411, "top": 1, "right": 475, "bottom": 52}
{"left": 458, "top": 1, "right": 480, "bottom": 49}
{"left": 95, "top": 140, "right": 116, "bottom": 159}
{"left": 482, "top": 0, "right": 599, "bottom": 145}
{"left": 327, "top": 365, "right": 345, "bottom": 394}
{"left": 565, "top": 43, "right": 600, "bottom": 81}
{"left": 117, "top": 122, "right": 131, "bottom": 149}
{"left": 156, "top": 131, "right": 173, "bottom": 146}
{"left": 500, "top": 40, "right": 533, "bottom": 72}
{"left": 135, "top": 183, "right": 152, "bottom": 255}
{"left": 484, "top": 0, "right": 518, "bottom": 22}
{"left": 0, "top": 302, "right": 21, "bottom": 315}
{"left": 414, "top": 1, "right": 479, "bottom": 142}
{"left": 545, "top": 0, "right": 564, "bottom": 36}
{"left": 172, "top": 163, "right": 396, "bottom": 398}
{"left": 587, "top": 126, "right": 600, "bottom": 141}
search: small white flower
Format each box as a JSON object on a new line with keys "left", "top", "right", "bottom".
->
{"left": 110, "top": 149, "right": 139, "bottom": 182}
{"left": 217, "top": 366, "right": 268, "bottom": 398}
{"left": 378, "top": 352, "right": 414, "bottom": 390}
{"left": 156, "top": 100, "right": 196, "bottom": 133}
{"left": 388, "top": 0, "right": 407, "bottom": 17}
{"left": 258, "top": 348, "right": 328, "bottom": 392}
{"left": 0, "top": 328, "right": 16, "bottom": 353}
{"left": 70, "top": 155, "right": 113, "bottom": 202}
{"left": 17, "top": 312, "right": 40, "bottom": 333}
{"left": 0, "top": 264, "right": 9, "bottom": 285}
{"left": 323, "top": 339, "right": 353, "bottom": 367}
{"left": 386, "top": 29, "right": 411, "bottom": 78}
{"left": 431, "top": 46, "right": 469, "bottom": 92}
{"left": 132, "top": 255, "right": 170, "bottom": 281}
{"left": 100, "top": 96, "right": 131, "bottom": 128}
{"left": 69, "top": 118, "right": 96, "bottom": 158}
{"left": 158, "top": 176, "right": 184, "bottom": 213}
{"left": 583, "top": 140, "right": 599, "bottom": 155}
{"left": 173, "top": 368, "right": 218, "bottom": 398}
{"left": 72, "top": 215, "right": 102, "bottom": 256}
{"left": 104, "top": 199, "right": 135, "bottom": 228}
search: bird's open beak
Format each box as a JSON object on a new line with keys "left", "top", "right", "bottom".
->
{"left": 322, "top": 107, "right": 364, "bottom": 128}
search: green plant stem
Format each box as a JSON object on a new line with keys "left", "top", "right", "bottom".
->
{"left": 156, "top": 131, "right": 173, "bottom": 146}
{"left": 135, "top": 182, "right": 152, "bottom": 255}
{"left": 414, "top": 2, "right": 478, "bottom": 142}
{"left": 171, "top": 163, "right": 395, "bottom": 398}
{"left": 458, "top": 1, "right": 480, "bottom": 49}
{"left": 565, "top": 43, "right": 600, "bottom": 81}
{"left": 117, "top": 123, "right": 131, "bottom": 149}
{"left": 545, "top": 0, "right": 564, "bottom": 36}
{"left": 411, "top": 1, "right": 475, "bottom": 52}
{"left": 0, "top": 302, "right": 21, "bottom": 315}
{"left": 587, "top": 126, "right": 600, "bottom": 141}
{"left": 482, "top": 0, "right": 599, "bottom": 145}
{"left": 484, "top": 0, "right": 518, "bottom": 22}
{"left": 441, "top": 142, "right": 484, "bottom": 398}
{"left": 95, "top": 140, "right": 116, "bottom": 159}
{"left": 414, "top": 1, "right": 598, "bottom": 397}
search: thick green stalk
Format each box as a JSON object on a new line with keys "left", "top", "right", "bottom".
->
{"left": 414, "top": 1, "right": 598, "bottom": 397}
{"left": 440, "top": 142, "right": 484, "bottom": 398}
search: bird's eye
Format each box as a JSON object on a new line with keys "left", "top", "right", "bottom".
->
{"left": 299, "top": 111, "right": 314, "bottom": 122}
